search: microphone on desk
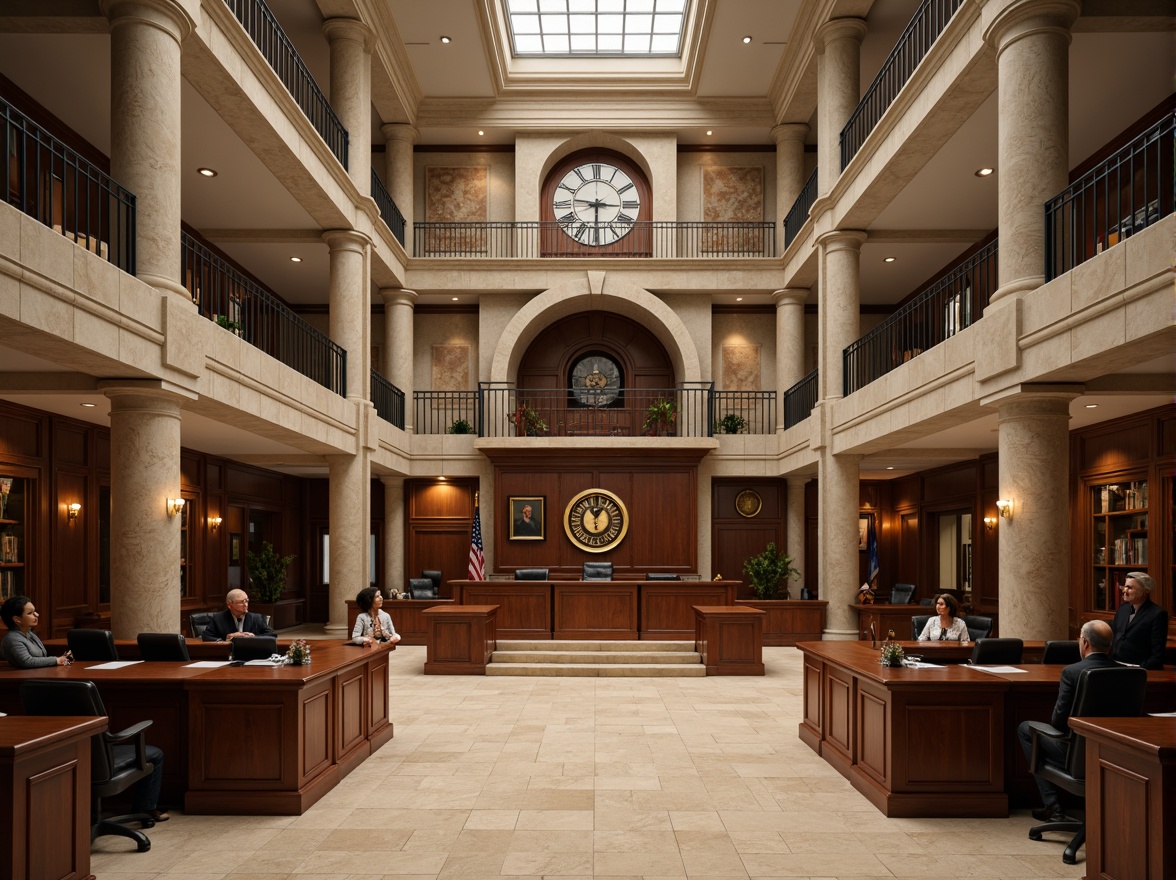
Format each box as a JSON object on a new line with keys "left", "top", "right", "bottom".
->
{"left": 869, "top": 622, "right": 877, "bottom": 648}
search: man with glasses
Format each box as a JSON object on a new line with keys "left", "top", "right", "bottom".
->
{"left": 1110, "top": 572, "right": 1167, "bottom": 669}
{"left": 201, "top": 589, "right": 277, "bottom": 642}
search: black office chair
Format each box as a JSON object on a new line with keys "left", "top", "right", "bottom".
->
{"left": 646, "top": 573, "right": 681, "bottom": 581}
{"left": 911, "top": 615, "right": 933, "bottom": 640}
{"left": 136, "top": 632, "right": 191, "bottom": 662}
{"left": 407, "top": 578, "right": 438, "bottom": 599}
{"left": 421, "top": 570, "right": 442, "bottom": 592}
{"left": 963, "top": 614, "right": 994, "bottom": 641}
{"left": 514, "top": 568, "right": 549, "bottom": 580}
{"left": 20, "top": 679, "right": 156, "bottom": 852}
{"left": 1042, "top": 640, "right": 1081, "bottom": 665}
{"left": 67, "top": 628, "right": 118, "bottom": 661}
{"left": 582, "top": 561, "right": 613, "bottom": 581}
{"left": 188, "top": 612, "right": 215, "bottom": 639}
{"left": 918, "top": 598, "right": 934, "bottom": 606}
{"left": 1026, "top": 666, "right": 1148, "bottom": 864}
{"left": 230, "top": 636, "right": 278, "bottom": 662}
{"left": 889, "top": 583, "right": 915, "bottom": 604}
{"left": 969, "top": 637, "right": 1023, "bottom": 665}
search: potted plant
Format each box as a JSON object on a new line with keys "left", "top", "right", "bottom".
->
{"left": 642, "top": 397, "right": 677, "bottom": 436}
{"left": 512, "top": 403, "right": 548, "bottom": 436}
{"left": 448, "top": 418, "right": 474, "bottom": 434}
{"left": 215, "top": 314, "right": 242, "bottom": 335}
{"left": 716, "top": 413, "right": 746, "bottom": 434}
{"left": 743, "top": 542, "right": 800, "bottom": 600}
{"left": 735, "top": 543, "right": 823, "bottom": 646}
{"left": 247, "top": 541, "right": 294, "bottom": 603}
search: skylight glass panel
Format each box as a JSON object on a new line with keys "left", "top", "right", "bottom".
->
{"left": 505, "top": 0, "right": 688, "bottom": 57}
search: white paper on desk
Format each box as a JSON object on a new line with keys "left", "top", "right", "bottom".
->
{"left": 244, "top": 658, "right": 288, "bottom": 666}
{"left": 902, "top": 661, "right": 943, "bottom": 669}
{"left": 1148, "top": 710, "right": 1176, "bottom": 717}
{"left": 970, "top": 665, "right": 1028, "bottom": 674}
{"left": 87, "top": 661, "right": 143, "bottom": 670}
{"left": 184, "top": 661, "right": 232, "bottom": 668}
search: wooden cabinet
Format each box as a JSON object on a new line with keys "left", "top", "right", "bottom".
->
{"left": 0, "top": 474, "right": 27, "bottom": 600}
{"left": 1089, "top": 478, "right": 1149, "bottom": 612}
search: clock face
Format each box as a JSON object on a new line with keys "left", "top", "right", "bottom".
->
{"left": 553, "top": 162, "right": 641, "bottom": 247}
{"left": 571, "top": 355, "right": 621, "bottom": 406}
{"left": 564, "top": 488, "right": 629, "bottom": 553}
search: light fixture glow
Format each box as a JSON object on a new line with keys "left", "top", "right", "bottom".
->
{"left": 883, "top": 256, "right": 896, "bottom": 263}
{"left": 209, "top": 516, "right": 222, "bottom": 531}
{"left": 67, "top": 502, "right": 81, "bottom": 522}
{"left": 451, "top": 297, "right": 459, "bottom": 302}
{"left": 996, "top": 499, "right": 1013, "bottom": 519}
{"left": 886, "top": 466, "right": 895, "bottom": 470}
{"left": 706, "top": 130, "right": 713, "bottom": 136}
{"left": 477, "top": 130, "right": 484, "bottom": 136}
{"left": 290, "top": 256, "right": 302, "bottom": 263}
{"left": 983, "top": 515, "right": 997, "bottom": 531}
{"left": 167, "top": 497, "right": 186, "bottom": 517}
{"left": 80, "top": 402, "right": 96, "bottom": 408}
{"left": 439, "top": 35, "right": 451, "bottom": 44}
{"left": 1085, "top": 403, "right": 1098, "bottom": 409}
{"left": 735, "top": 297, "right": 743, "bottom": 302}
{"left": 975, "top": 167, "right": 994, "bottom": 177}
{"left": 197, "top": 167, "right": 217, "bottom": 178}
{"left": 742, "top": 35, "right": 752, "bottom": 44}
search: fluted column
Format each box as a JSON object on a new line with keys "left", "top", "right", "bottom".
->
{"left": 103, "top": 0, "right": 193, "bottom": 299}
{"left": 104, "top": 385, "right": 187, "bottom": 639}
{"left": 993, "top": 388, "right": 1079, "bottom": 639}
{"left": 774, "top": 288, "right": 808, "bottom": 430}
{"left": 323, "top": 17, "right": 374, "bottom": 191}
{"left": 323, "top": 230, "right": 371, "bottom": 401}
{"left": 816, "top": 230, "right": 867, "bottom": 401}
{"left": 381, "top": 476, "right": 405, "bottom": 595}
{"left": 786, "top": 476, "right": 808, "bottom": 591}
{"left": 380, "top": 288, "right": 417, "bottom": 432}
{"left": 382, "top": 124, "right": 418, "bottom": 253}
{"left": 771, "top": 123, "right": 810, "bottom": 229}
{"left": 815, "top": 18, "right": 867, "bottom": 198}
{"left": 984, "top": 0, "right": 1079, "bottom": 303}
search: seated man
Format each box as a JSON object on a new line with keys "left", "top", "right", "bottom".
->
{"left": 1111, "top": 572, "right": 1168, "bottom": 669}
{"left": 1017, "top": 619, "right": 1116, "bottom": 822}
{"left": 200, "top": 589, "right": 277, "bottom": 642}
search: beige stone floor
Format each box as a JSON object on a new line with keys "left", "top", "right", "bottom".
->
{"left": 91, "top": 645, "right": 1088, "bottom": 879}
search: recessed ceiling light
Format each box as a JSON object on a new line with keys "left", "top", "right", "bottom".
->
{"left": 290, "top": 256, "right": 302, "bottom": 263}
{"left": 439, "top": 35, "right": 451, "bottom": 44}
{"left": 883, "top": 256, "right": 896, "bottom": 263}
{"left": 451, "top": 297, "right": 459, "bottom": 302}
{"left": 735, "top": 297, "right": 743, "bottom": 302}
{"left": 742, "top": 35, "right": 752, "bottom": 44}
{"left": 886, "top": 466, "right": 895, "bottom": 470}
{"left": 975, "top": 167, "right": 994, "bottom": 177}
{"left": 706, "top": 130, "right": 713, "bottom": 136}
{"left": 477, "top": 130, "right": 484, "bottom": 136}
{"left": 1085, "top": 403, "right": 1098, "bottom": 409}
{"left": 197, "top": 167, "right": 217, "bottom": 177}
{"left": 80, "top": 402, "right": 96, "bottom": 408}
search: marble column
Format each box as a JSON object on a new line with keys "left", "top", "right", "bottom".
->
{"left": 103, "top": 0, "right": 193, "bottom": 299}
{"left": 323, "top": 230, "right": 371, "bottom": 401}
{"left": 819, "top": 435, "right": 861, "bottom": 640}
{"left": 771, "top": 123, "right": 810, "bottom": 230}
{"left": 786, "top": 476, "right": 808, "bottom": 590}
{"left": 816, "top": 230, "right": 867, "bottom": 401}
{"left": 322, "top": 18, "right": 374, "bottom": 192}
{"left": 773, "top": 288, "right": 808, "bottom": 430}
{"left": 381, "top": 476, "right": 405, "bottom": 595}
{"left": 104, "top": 385, "right": 186, "bottom": 639}
{"left": 382, "top": 124, "right": 418, "bottom": 253}
{"left": 815, "top": 18, "right": 867, "bottom": 198}
{"left": 984, "top": 0, "right": 1079, "bottom": 303}
{"left": 380, "top": 288, "right": 416, "bottom": 432}
{"left": 326, "top": 451, "right": 369, "bottom": 634}
{"left": 994, "top": 388, "right": 1078, "bottom": 639}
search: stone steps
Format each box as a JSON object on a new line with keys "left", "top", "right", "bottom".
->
{"left": 487, "top": 639, "right": 705, "bottom": 677}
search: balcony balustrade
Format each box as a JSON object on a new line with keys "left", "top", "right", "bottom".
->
{"left": 712, "top": 391, "right": 776, "bottom": 435}
{"left": 415, "top": 391, "right": 480, "bottom": 436}
{"left": 783, "top": 371, "right": 818, "bottom": 429}
{"left": 3, "top": 96, "right": 135, "bottom": 273}
{"left": 783, "top": 168, "right": 818, "bottom": 248}
{"left": 181, "top": 232, "right": 346, "bottom": 395}
{"left": 371, "top": 370, "right": 405, "bottom": 429}
{"left": 371, "top": 170, "right": 405, "bottom": 245}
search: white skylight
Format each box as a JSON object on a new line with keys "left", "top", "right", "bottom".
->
{"left": 505, "top": 0, "right": 689, "bottom": 57}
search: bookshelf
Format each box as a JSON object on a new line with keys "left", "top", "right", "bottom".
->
{"left": 1090, "top": 479, "right": 1148, "bottom": 612}
{"left": 0, "top": 476, "right": 27, "bottom": 600}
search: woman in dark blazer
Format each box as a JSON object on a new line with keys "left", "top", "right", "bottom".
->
{"left": 1, "top": 595, "right": 72, "bottom": 667}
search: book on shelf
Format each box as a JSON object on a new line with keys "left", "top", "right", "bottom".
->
{"left": 0, "top": 533, "right": 18, "bottom": 563}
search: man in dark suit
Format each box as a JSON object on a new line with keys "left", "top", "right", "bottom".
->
{"left": 1017, "top": 619, "right": 1117, "bottom": 822}
{"left": 1111, "top": 572, "right": 1167, "bottom": 669}
{"left": 513, "top": 504, "right": 541, "bottom": 537}
{"left": 200, "top": 589, "right": 277, "bottom": 642}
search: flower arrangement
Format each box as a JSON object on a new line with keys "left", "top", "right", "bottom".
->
{"left": 286, "top": 639, "right": 311, "bottom": 665}
{"left": 512, "top": 403, "right": 548, "bottom": 436}
{"left": 880, "top": 642, "right": 905, "bottom": 667}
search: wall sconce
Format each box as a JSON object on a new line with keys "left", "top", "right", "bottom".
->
{"left": 167, "top": 497, "right": 186, "bottom": 517}
{"left": 996, "top": 499, "right": 1013, "bottom": 520}
{"left": 67, "top": 502, "right": 81, "bottom": 522}
{"left": 209, "top": 516, "right": 222, "bottom": 532}
{"left": 983, "top": 515, "right": 997, "bottom": 531}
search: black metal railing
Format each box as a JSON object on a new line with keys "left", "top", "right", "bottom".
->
{"left": 371, "top": 370, "right": 405, "bottom": 429}
{"left": 413, "top": 222, "right": 775, "bottom": 258}
{"left": 2, "top": 97, "right": 135, "bottom": 273}
{"left": 371, "top": 169, "right": 405, "bottom": 246}
{"left": 1045, "top": 112, "right": 1174, "bottom": 281}
{"left": 223, "top": 0, "right": 349, "bottom": 170}
{"left": 843, "top": 238, "right": 998, "bottom": 395}
{"left": 712, "top": 391, "right": 776, "bottom": 435}
{"left": 783, "top": 370, "right": 818, "bottom": 429}
{"left": 181, "top": 232, "right": 346, "bottom": 395}
{"left": 783, "top": 167, "right": 819, "bottom": 248}
{"left": 840, "top": 0, "right": 964, "bottom": 169}
{"left": 414, "top": 391, "right": 480, "bottom": 435}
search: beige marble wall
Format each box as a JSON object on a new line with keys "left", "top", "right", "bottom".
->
{"left": 414, "top": 312, "right": 479, "bottom": 389}
{"left": 415, "top": 154, "right": 515, "bottom": 222}
{"left": 678, "top": 153, "right": 775, "bottom": 221}
{"left": 713, "top": 312, "right": 775, "bottom": 391}
{"left": 431, "top": 344, "right": 470, "bottom": 392}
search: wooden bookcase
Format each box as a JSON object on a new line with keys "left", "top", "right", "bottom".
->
{"left": 1089, "top": 478, "right": 1149, "bottom": 612}
{"left": 0, "top": 475, "right": 27, "bottom": 600}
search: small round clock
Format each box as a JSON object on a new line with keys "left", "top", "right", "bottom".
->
{"left": 552, "top": 162, "right": 641, "bottom": 246}
{"left": 571, "top": 355, "right": 621, "bottom": 406}
{"left": 564, "top": 488, "right": 629, "bottom": 553}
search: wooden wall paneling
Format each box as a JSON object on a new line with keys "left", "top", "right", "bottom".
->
{"left": 712, "top": 525, "right": 782, "bottom": 587}
{"left": 495, "top": 471, "right": 563, "bottom": 571}
{"left": 627, "top": 469, "right": 695, "bottom": 571}
{"left": 224, "top": 464, "right": 287, "bottom": 504}
{"left": 0, "top": 403, "right": 45, "bottom": 462}
{"left": 51, "top": 468, "right": 88, "bottom": 621}
{"left": 405, "top": 478, "right": 477, "bottom": 595}
{"left": 712, "top": 478, "right": 785, "bottom": 587}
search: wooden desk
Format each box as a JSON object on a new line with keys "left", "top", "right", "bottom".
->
{"left": 852, "top": 603, "right": 937, "bottom": 641}
{"left": 0, "top": 715, "right": 106, "bottom": 880}
{"left": 1070, "top": 716, "right": 1176, "bottom": 880}
{"left": 694, "top": 606, "right": 764, "bottom": 675}
{"left": 423, "top": 605, "right": 497, "bottom": 674}
{"left": 42, "top": 637, "right": 260, "bottom": 661}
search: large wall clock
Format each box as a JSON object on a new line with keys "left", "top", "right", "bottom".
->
{"left": 553, "top": 162, "right": 641, "bottom": 246}
{"left": 570, "top": 354, "right": 621, "bottom": 406}
{"left": 564, "top": 488, "right": 629, "bottom": 553}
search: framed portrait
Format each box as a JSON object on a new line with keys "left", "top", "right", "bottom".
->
{"left": 229, "top": 532, "right": 242, "bottom": 564}
{"left": 858, "top": 515, "right": 872, "bottom": 551}
{"left": 508, "top": 496, "right": 545, "bottom": 540}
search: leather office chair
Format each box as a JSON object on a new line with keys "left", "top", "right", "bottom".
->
{"left": 136, "top": 632, "right": 191, "bottom": 661}
{"left": 20, "top": 679, "right": 156, "bottom": 852}
{"left": 889, "top": 583, "right": 915, "bottom": 604}
{"left": 230, "top": 636, "right": 278, "bottom": 661}
{"left": 646, "top": 573, "right": 681, "bottom": 581}
{"left": 514, "top": 568, "right": 549, "bottom": 580}
{"left": 582, "top": 561, "right": 613, "bottom": 581}
{"left": 407, "top": 577, "right": 438, "bottom": 599}
{"left": 421, "top": 570, "right": 442, "bottom": 592}
{"left": 188, "top": 612, "right": 215, "bottom": 639}
{"left": 963, "top": 614, "right": 994, "bottom": 641}
{"left": 67, "top": 628, "right": 118, "bottom": 661}
{"left": 969, "top": 637, "right": 1024, "bottom": 665}
{"left": 918, "top": 597, "right": 934, "bottom": 606}
{"left": 1042, "top": 640, "right": 1081, "bottom": 665}
{"left": 911, "top": 615, "right": 933, "bottom": 640}
{"left": 1026, "top": 666, "right": 1147, "bottom": 864}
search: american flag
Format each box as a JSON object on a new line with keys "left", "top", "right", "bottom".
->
{"left": 468, "top": 497, "right": 485, "bottom": 580}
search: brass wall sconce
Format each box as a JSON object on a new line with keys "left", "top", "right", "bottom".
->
{"left": 67, "top": 502, "right": 81, "bottom": 522}
{"left": 983, "top": 515, "right": 996, "bottom": 531}
{"left": 167, "top": 497, "right": 186, "bottom": 517}
{"left": 996, "top": 499, "right": 1013, "bottom": 520}
{"left": 209, "top": 516, "right": 222, "bottom": 532}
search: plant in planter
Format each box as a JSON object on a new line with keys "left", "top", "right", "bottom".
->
{"left": 642, "top": 397, "right": 677, "bottom": 436}
{"left": 743, "top": 542, "right": 800, "bottom": 600}
{"left": 512, "top": 403, "right": 548, "bottom": 436}
{"left": 879, "top": 641, "right": 905, "bottom": 667}
{"left": 214, "top": 314, "right": 242, "bottom": 334}
{"left": 716, "top": 413, "right": 746, "bottom": 434}
{"left": 247, "top": 541, "right": 295, "bottom": 603}
{"left": 448, "top": 418, "right": 474, "bottom": 434}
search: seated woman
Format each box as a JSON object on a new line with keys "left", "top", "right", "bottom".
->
{"left": 1, "top": 595, "right": 73, "bottom": 667}
{"left": 917, "top": 593, "right": 969, "bottom": 642}
{"left": 351, "top": 587, "right": 401, "bottom": 646}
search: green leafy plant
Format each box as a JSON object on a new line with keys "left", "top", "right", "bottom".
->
{"left": 642, "top": 397, "right": 677, "bottom": 435}
{"left": 247, "top": 541, "right": 295, "bottom": 603}
{"left": 215, "top": 314, "right": 242, "bottom": 333}
{"left": 716, "top": 413, "right": 746, "bottom": 434}
{"left": 512, "top": 403, "right": 548, "bottom": 436}
{"left": 742, "top": 542, "right": 800, "bottom": 600}
{"left": 448, "top": 418, "right": 474, "bottom": 434}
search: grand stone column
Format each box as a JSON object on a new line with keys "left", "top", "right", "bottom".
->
{"left": 381, "top": 475, "right": 405, "bottom": 595}
{"left": 322, "top": 18, "right": 374, "bottom": 192}
{"left": 382, "top": 124, "right": 418, "bottom": 253}
{"left": 323, "top": 230, "right": 371, "bottom": 401}
{"left": 326, "top": 450, "right": 369, "bottom": 634}
{"left": 815, "top": 18, "right": 867, "bottom": 198}
{"left": 816, "top": 231, "right": 866, "bottom": 401}
{"left": 984, "top": 0, "right": 1079, "bottom": 303}
{"left": 771, "top": 123, "right": 809, "bottom": 230}
{"left": 380, "top": 288, "right": 416, "bottom": 432}
{"left": 773, "top": 288, "right": 808, "bottom": 430}
{"left": 103, "top": 0, "right": 193, "bottom": 299}
{"left": 786, "top": 476, "right": 808, "bottom": 590}
{"left": 992, "top": 387, "right": 1079, "bottom": 639}
{"left": 103, "top": 384, "right": 189, "bottom": 638}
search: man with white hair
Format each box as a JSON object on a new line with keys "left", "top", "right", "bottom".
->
{"left": 1111, "top": 572, "right": 1168, "bottom": 669}
{"left": 200, "top": 589, "right": 277, "bottom": 642}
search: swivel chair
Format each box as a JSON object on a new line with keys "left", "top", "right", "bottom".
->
{"left": 514, "top": 569, "right": 549, "bottom": 580}
{"left": 963, "top": 614, "right": 994, "bottom": 641}
{"left": 20, "top": 679, "right": 156, "bottom": 852}
{"left": 421, "top": 570, "right": 443, "bottom": 592}
{"left": 67, "top": 628, "right": 118, "bottom": 661}
{"left": 646, "top": 573, "right": 681, "bottom": 581}
{"left": 1042, "top": 640, "right": 1081, "bottom": 665}
{"left": 136, "top": 632, "right": 191, "bottom": 661}
{"left": 582, "top": 561, "right": 613, "bottom": 581}
{"left": 1026, "top": 666, "right": 1147, "bottom": 864}
{"left": 889, "top": 583, "right": 915, "bottom": 604}
{"left": 188, "top": 612, "right": 215, "bottom": 639}
{"left": 407, "top": 578, "right": 438, "bottom": 599}
{"left": 230, "top": 636, "right": 278, "bottom": 662}
{"left": 910, "top": 615, "right": 933, "bottom": 640}
{"left": 969, "top": 637, "right": 1023, "bottom": 665}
